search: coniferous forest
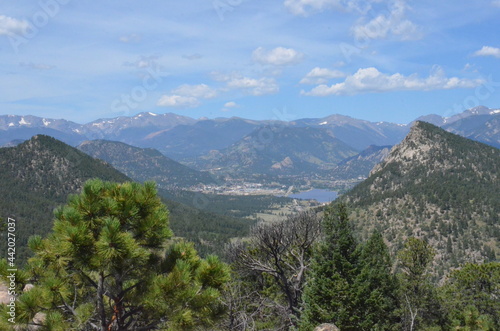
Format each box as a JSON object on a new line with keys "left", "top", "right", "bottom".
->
{"left": 1, "top": 179, "right": 499, "bottom": 330}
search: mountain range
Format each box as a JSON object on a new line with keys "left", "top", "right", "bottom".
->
{"left": 1, "top": 106, "right": 500, "bottom": 182}
{"left": 342, "top": 121, "right": 500, "bottom": 278}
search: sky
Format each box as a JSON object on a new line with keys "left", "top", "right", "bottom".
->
{"left": 0, "top": 0, "right": 499, "bottom": 124}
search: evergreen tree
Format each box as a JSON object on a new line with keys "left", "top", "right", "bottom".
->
{"left": 13, "top": 179, "right": 229, "bottom": 330}
{"left": 353, "top": 231, "right": 401, "bottom": 330}
{"left": 299, "top": 203, "right": 359, "bottom": 330}
{"left": 441, "top": 262, "right": 500, "bottom": 329}
{"left": 397, "top": 237, "right": 442, "bottom": 331}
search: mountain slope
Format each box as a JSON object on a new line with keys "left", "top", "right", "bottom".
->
{"left": 140, "top": 117, "right": 263, "bottom": 160}
{"left": 330, "top": 145, "right": 392, "bottom": 180}
{"left": 443, "top": 113, "right": 500, "bottom": 149}
{"left": 78, "top": 140, "right": 217, "bottom": 188}
{"left": 293, "top": 114, "right": 408, "bottom": 150}
{"left": 0, "top": 135, "right": 131, "bottom": 262}
{"left": 342, "top": 122, "right": 500, "bottom": 277}
{"left": 0, "top": 135, "right": 252, "bottom": 263}
{"left": 197, "top": 125, "right": 358, "bottom": 176}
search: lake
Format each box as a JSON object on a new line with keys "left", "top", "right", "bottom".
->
{"left": 288, "top": 189, "right": 338, "bottom": 203}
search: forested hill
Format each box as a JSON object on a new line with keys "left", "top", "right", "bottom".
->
{"left": 0, "top": 135, "right": 130, "bottom": 262}
{"left": 0, "top": 135, "right": 252, "bottom": 263}
{"left": 342, "top": 121, "right": 500, "bottom": 278}
{"left": 77, "top": 139, "right": 216, "bottom": 188}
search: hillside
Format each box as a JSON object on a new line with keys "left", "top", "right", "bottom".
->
{"left": 197, "top": 125, "right": 358, "bottom": 176}
{"left": 330, "top": 144, "right": 391, "bottom": 180}
{"left": 0, "top": 135, "right": 252, "bottom": 262}
{"left": 0, "top": 135, "right": 130, "bottom": 262}
{"left": 342, "top": 121, "right": 500, "bottom": 278}
{"left": 443, "top": 113, "right": 500, "bottom": 149}
{"left": 78, "top": 139, "right": 216, "bottom": 188}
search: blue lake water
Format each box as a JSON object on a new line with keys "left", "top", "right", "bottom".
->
{"left": 288, "top": 189, "right": 338, "bottom": 203}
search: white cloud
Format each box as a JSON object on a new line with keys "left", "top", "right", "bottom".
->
{"left": 252, "top": 47, "right": 304, "bottom": 66}
{"left": 157, "top": 95, "right": 200, "bottom": 108}
{"left": 492, "top": 0, "right": 500, "bottom": 7}
{"left": 226, "top": 76, "right": 279, "bottom": 96}
{"left": 302, "top": 66, "right": 483, "bottom": 96}
{"left": 0, "top": 15, "right": 29, "bottom": 36}
{"left": 224, "top": 101, "right": 238, "bottom": 108}
{"left": 157, "top": 84, "right": 217, "bottom": 108}
{"left": 300, "top": 67, "right": 345, "bottom": 84}
{"left": 222, "top": 101, "right": 239, "bottom": 112}
{"left": 352, "top": 0, "right": 421, "bottom": 41}
{"left": 473, "top": 46, "right": 500, "bottom": 59}
{"left": 212, "top": 72, "right": 280, "bottom": 96}
{"left": 172, "top": 84, "right": 217, "bottom": 99}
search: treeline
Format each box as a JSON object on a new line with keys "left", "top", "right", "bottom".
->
{"left": 1, "top": 180, "right": 498, "bottom": 330}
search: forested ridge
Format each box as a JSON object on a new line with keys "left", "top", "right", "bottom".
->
{"left": 342, "top": 121, "right": 500, "bottom": 278}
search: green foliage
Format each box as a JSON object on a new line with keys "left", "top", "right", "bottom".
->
{"left": 14, "top": 179, "right": 229, "bottom": 330}
{"left": 397, "top": 237, "right": 444, "bottom": 331}
{"left": 441, "top": 262, "right": 500, "bottom": 329}
{"left": 299, "top": 203, "right": 360, "bottom": 330}
{"left": 353, "top": 231, "right": 401, "bottom": 330}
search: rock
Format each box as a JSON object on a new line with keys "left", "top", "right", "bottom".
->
{"left": 314, "top": 323, "right": 340, "bottom": 331}
{"left": 23, "top": 284, "right": 35, "bottom": 292}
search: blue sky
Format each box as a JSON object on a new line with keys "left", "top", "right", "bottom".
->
{"left": 1, "top": 0, "right": 499, "bottom": 124}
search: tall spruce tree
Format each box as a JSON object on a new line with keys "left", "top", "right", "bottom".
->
{"left": 353, "top": 231, "right": 401, "bottom": 330}
{"left": 299, "top": 203, "right": 359, "bottom": 330}
{"left": 13, "top": 179, "right": 229, "bottom": 330}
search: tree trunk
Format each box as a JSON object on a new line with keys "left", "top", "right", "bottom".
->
{"left": 97, "top": 272, "right": 107, "bottom": 331}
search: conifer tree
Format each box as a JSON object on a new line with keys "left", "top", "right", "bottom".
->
{"left": 14, "top": 179, "right": 229, "bottom": 330}
{"left": 353, "top": 231, "right": 401, "bottom": 330}
{"left": 397, "top": 237, "right": 441, "bottom": 331}
{"left": 299, "top": 203, "right": 359, "bottom": 330}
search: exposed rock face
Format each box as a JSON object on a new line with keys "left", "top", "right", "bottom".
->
{"left": 271, "top": 156, "right": 294, "bottom": 170}
{"left": 314, "top": 323, "right": 340, "bottom": 331}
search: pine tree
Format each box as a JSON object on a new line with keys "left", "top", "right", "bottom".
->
{"left": 397, "top": 237, "right": 442, "bottom": 331}
{"left": 14, "top": 179, "right": 229, "bottom": 330}
{"left": 353, "top": 231, "right": 401, "bottom": 330}
{"left": 299, "top": 203, "right": 359, "bottom": 330}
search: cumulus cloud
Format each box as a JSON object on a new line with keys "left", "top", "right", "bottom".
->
{"left": 252, "top": 47, "right": 304, "bottom": 66}
{"left": 212, "top": 72, "right": 280, "bottom": 96}
{"left": 224, "top": 101, "right": 239, "bottom": 108}
{"left": 172, "top": 84, "right": 217, "bottom": 99}
{"left": 226, "top": 76, "right": 279, "bottom": 95}
{"left": 0, "top": 15, "right": 29, "bottom": 36}
{"left": 157, "top": 95, "right": 199, "bottom": 108}
{"left": 222, "top": 101, "right": 239, "bottom": 111}
{"left": 300, "top": 67, "right": 345, "bottom": 84}
{"left": 352, "top": 0, "right": 422, "bottom": 41}
{"left": 302, "top": 67, "right": 483, "bottom": 96}
{"left": 157, "top": 84, "right": 217, "bottom": 108}
{"left": 473, "top": 46, "right": 500, "bottom": 58}
{"left": 285, "top": 0, "right": 421, "bottom": 41}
